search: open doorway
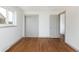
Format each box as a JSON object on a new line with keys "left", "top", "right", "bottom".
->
{"left": 59, "top": 12, "right": 66, "bottom": 41}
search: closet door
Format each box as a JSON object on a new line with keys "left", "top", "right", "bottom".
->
{"left": 25, "top": 15, "right": 39, "bottom": 37}
{"left": 50, "top": 15, "right": 60, "bottom": 38}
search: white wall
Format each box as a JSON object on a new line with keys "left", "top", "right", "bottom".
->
{"left": 25, "top": 11, "right": 60, "bottom": 38}
{"left": 39, "top": 12, "right": 50, "bottom": 37}
{"left": 0, "top": 7, "right": 24, "bottom": 51}
{"left": 65, "top": 7, "right": 79, "bottom": 51}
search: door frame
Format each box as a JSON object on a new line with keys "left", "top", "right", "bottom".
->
{"left": 58, "top": 11, "right": 66, "bottom": 41}
{"left": 24, "top": 15, "right": 26, "bottom": 37}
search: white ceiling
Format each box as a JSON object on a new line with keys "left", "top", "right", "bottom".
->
{"left": 19, "top": 6, "right": 66, "bottom": 14}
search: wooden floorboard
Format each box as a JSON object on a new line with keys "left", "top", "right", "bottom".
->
{"left": 6, "top": 37, "right": 75, "bottom": 52}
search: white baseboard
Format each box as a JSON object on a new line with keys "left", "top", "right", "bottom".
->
{"left": 25, "top": 36, "right": 60, "bottom": 38}
{"left": 65, "top": 41, "right": 79, "bottom": 52}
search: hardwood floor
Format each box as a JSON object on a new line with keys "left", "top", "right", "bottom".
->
{"left": 6, "top": 37, "right": 75, "bottom": 52}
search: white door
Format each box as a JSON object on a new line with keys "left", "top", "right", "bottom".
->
{"left": 25, "top": 15, "right": 39, "bottom": 37}
{"left": 50, "top": 15, "right": 60, "bottom": 38}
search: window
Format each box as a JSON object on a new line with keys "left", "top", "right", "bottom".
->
{"left": 0, "top": 7, "right": 6, "bottom": 24}
{"left": 8, "top": 11, "right": 14, "bottom": 24}
{"left": 0, "top": 7, "right": 6, "bottom": 17}
{"left": 0, "top": 7, "right": 16, "bottom": 26}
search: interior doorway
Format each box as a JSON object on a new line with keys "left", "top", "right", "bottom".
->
{"left": 59, "top": 12, "right": 66, "bottom": 40}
